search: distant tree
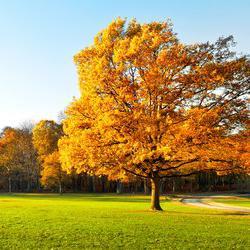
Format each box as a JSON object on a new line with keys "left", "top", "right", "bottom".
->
{"left": 59, "top": 19, "right": 249, "bottom": 210}
{"left": 32, "top": 120, "right": 63, "bottom": 157}
{"left": 19, "top": 120, "right": 35, "bottom": 133}
{"left": 41, "top": 151, "right": 65, "bottom": 193}
{"left": 0, "top": 128, "right": 20, "bottom": 192}
{"left": 0, "top": 127, "right": 38, "bottom": 192}
{"left": 17, "top": 126, "right": 39, "bottom": 191}
{"left": 33, "top": 120, "right": 65, "bottom": 193}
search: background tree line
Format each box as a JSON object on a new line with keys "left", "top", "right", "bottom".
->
{"left": 0, "top": 120, "right": 249, "bottom": 194}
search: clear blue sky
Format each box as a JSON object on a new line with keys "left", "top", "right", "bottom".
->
{"left": 0, "top": 0, "right": 249, "bottom": 130}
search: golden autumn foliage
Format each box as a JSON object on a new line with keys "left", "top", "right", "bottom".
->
{"left": 32, "top": 120, "right": 63, "bottom": 158}
{"left": 0, "top": 128, "right": 20, "bottom": 192}
{"left": 0, "top": 127, "right": 38, "bottom": 192}
{"left": 0, "top": 128, "right": 18, "bottom": 172}
{"left": 41, "top": 150, "right": 65, "bottom": 192}
{"left": 59, "top": 19, "right": 250, "bottom": 210}
{"left": 0, "top": 128, "right": 33, "bottom": 172}
{"left": 33, "top": 120, "right": 65, "bottom": 192}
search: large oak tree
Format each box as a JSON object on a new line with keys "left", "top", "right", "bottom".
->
{"left": 59, "top": 19, "right": 249, "bottom": 210}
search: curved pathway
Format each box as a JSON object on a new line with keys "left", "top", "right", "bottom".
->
{"left": 181, "top": 196, "right": 250, "bottom": 213}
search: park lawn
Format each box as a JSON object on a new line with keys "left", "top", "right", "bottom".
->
{"left": 213, "top": 197, "right": 250, "bottom": 208}
{"left": 0, "top": 194, "right": 249, "bottom": 249}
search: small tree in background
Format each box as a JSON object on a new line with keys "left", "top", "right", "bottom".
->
{"left": 0, "top": 127, "right": 39, "bottom": 192}
{"left": 41, "top": 151, "right": 65, "bottom": 193}
{"left": 33, "top": 120, "right": 65, "bottom": 193}
{"left": 0, "top": 128, "right": 21, "bottom": 192}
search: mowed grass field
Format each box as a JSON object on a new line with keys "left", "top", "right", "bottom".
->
{"left": 0, "top": 194, "right": 249, "bottom": 249}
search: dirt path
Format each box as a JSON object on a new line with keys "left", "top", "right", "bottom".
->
{"left": 181, "top": 196, "right": 250, "bottom": 213}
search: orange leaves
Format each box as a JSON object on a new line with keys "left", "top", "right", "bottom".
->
{"left": 60, "top": 18, "right": 249, "bottom": 181}
{"left": 0, "top": 129, "right": 16, "bottom": 146}
{"left": 32, "top": 120, "right": 64, "bottom": 189}
{"left": 32, "top": 120, "right": 63, "bottom": 157}
{"left": 0, "top": 128, "right": 34, "bottom": 173}
{"left": 41, "top": 150, "right": 64, "bottom": 187}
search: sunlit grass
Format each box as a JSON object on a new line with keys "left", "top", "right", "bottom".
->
{"left": 0, "top": 193, "right": 249, "bottom": 249}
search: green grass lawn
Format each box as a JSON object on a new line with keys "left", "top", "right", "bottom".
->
{"left": 0, "top": 193, "right": 249, "bottom": 249}
{"left": 213, "top": 197, "right": 250, "bottom": 208}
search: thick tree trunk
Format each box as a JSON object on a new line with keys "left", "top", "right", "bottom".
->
{"left": 150, "top": 178, "right": 162, "bottom": 211}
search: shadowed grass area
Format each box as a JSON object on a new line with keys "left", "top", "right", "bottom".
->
{"left": 0, "top": 193, "right": 249, "bottom": 249}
